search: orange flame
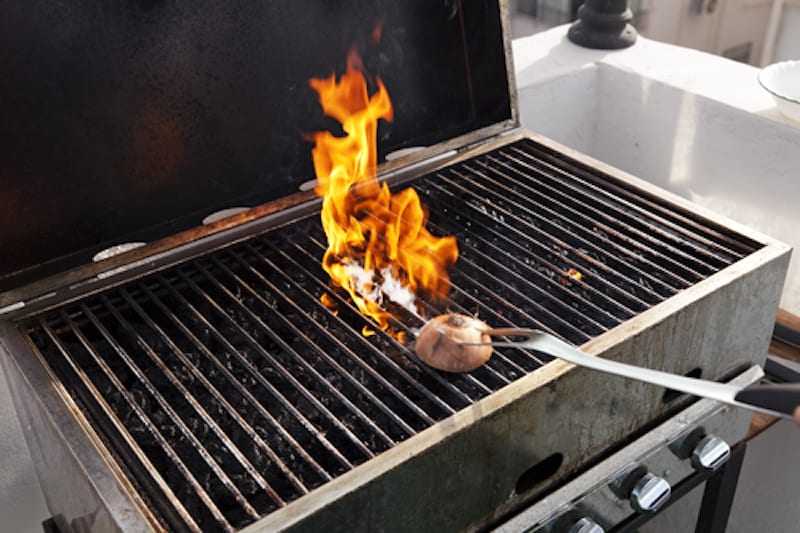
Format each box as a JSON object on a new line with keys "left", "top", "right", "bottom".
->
{"left": 309, "top": 49, "right": 458, "bottom": 333}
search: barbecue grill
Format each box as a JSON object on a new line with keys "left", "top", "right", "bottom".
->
{"left": 0, "top": 2, "right": 791, "bottom": 532}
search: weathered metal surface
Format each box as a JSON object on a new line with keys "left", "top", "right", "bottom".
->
{"left": 241, "top": 234, "right": 788, "bottom": 532}
{"left": 2, "top": 128, "right": 791, "bottom": 532}
{"left": 0, "top": 322, "right": 156, "bottom": 532}
{"left": 494, "top": 367, "right": 759, "bottom": 532}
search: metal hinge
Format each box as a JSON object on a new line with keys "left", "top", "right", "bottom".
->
{"left": 377, "top": 149, "right": 459, "bottom": 183}
{"left": 0, "top": 301, "right": 25, "bottom": 317}
{"left": 455, "top": 126, "right": 521, "bottom": 155}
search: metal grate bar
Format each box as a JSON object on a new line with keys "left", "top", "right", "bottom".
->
{"left": 510, "top": 144, "right": 754, "bottom": 261}
{"left": 471, "top": 154, "right": 714, "bottom": 281}
{"left": 306, "top": 215, "right": 517, "bottom": 388}
{"left": 144, "top": 276, "right": 335, "bottom": 486}
{"left": 189, "top": 262, "right": 382, "bottom": 460}
{"left": 476, "top": 151, "right": 716, "bottom": 276}
{"left": 355, "top": 206, "right": 601, "bottom": 340}
{"left": 449, "top": 240, "right": 610, "bottom": 333}
{"left": 234, "top": 243, "right": 444, "bottom": 426}
{"left": 245, "top": 243, "right": 461, "bottom": 417}
{"left": 64, "top": 306, "right": 235, "bottom": 531}
{"left": 118, "top": 287, "right": 297, "bottom": 507}
{"left": 436, "top": 170, "right": 683, "bottom": 298}
{"left": 94, "top": 296, "right": 262, "bottom": 525}
{"left": 420, "top": 177, "right": 666, "bottom": 306}
{"left": 37, "top": 315, "right": 205, "bottom": 532}
{"left": 136, "top": 282, "right": 316, "bottom": 495}
{"left": 424, "top": 207, "right": 643, "bottom": 320}
{"left": 444, "top": 243, "right": 599, "bottom": 341}
{"left": 177, "top": 268, "right": 369, "bottom": 469}
{"left": 293, "top": 227, "right": 506, "bottom": 396}
{"left": 293, "top": 226, "right": 548, "bottom": 384}
{"left": 280, "top": 233, "right": 491, "bottom": 404}
{"left": 438, "top": 199, "right": 660, "bottom": 313}
{"left": 209, "top": 253, "right": 416, "bottom": 442}
{"left": 256, "top": 236, "right": 471, "bottom": 410}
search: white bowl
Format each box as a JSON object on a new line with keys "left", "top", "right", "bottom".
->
{"left": 759, "top": 60, "right": 800, "bottom": 123}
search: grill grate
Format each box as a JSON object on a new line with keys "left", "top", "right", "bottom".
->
{"left": 19, "top": 138, "right": 761, "bottom": 531}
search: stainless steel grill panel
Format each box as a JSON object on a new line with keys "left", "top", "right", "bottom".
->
{"left": 18, "top": 138, "right": 762, "bottom": 531}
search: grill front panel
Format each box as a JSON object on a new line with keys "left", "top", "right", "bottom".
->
{"left": 19, "top": 138, "right": 761, "bottom": 531}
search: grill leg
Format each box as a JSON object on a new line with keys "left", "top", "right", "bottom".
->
{"left": 695, "top": 442, "right": 747, "bottom": 533}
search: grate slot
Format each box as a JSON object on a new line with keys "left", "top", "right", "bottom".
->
{"left": 91, "top": 296, "right": 261, "bottom": 526}
{"left": 469, "top": 154, "right": 714, "bottom": 281}
{"left": 208, "top": 252, "right": 413, "bottom": 444}
{"left": 43, "top": 313, "right": 223, "bottom": 532}
{"left": 175, "top": 266, "right": 376, "bottom": 462}
{"left": 511, "top": 143, "right": 756, "bottom": 260}
{"left": 152, "top": 272, "right": 352, "bottom": 479}
{"left": 119, "top": 287, "right": 306, "bottom": 506}
{"left": 233, "top": 243, "right": 446, "bottom": 426}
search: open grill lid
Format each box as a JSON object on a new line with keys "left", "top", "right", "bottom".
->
{"left": 0, "top": 0, "right": 515, "bottom": 295}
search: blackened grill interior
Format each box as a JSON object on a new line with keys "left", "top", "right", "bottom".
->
{"left": 19, "top": 139, "right": 762, "bottom": 532}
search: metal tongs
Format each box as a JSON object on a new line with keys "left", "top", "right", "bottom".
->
{"left": 464, "top": 328, "right": 800, "bottom": 420}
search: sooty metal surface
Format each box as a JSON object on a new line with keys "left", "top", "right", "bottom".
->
{"left": 18, "top": 139, "right": 761, "bottom": 532}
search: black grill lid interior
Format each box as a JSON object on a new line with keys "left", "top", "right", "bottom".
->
{"left": 0, "top": 0, "right": 511, "bottom": 291}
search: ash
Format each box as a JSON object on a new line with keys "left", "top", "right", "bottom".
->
{"left": 342, "top": 262, "right": 422, "bottom": 320}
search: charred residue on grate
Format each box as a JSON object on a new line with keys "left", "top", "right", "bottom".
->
{"left": 19, "top": 139, "right": 762, "bottom": 531}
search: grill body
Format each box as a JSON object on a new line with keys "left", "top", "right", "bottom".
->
{"left": 0, "top": 132, "right": 790, "bottom": 532}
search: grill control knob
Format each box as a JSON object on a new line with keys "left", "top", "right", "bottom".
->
{"left": 566, "top": 517, "right": 605, "bottom": 533}
{"left": 691, "top": 435, "right": 731, "bottom": 472}
{"left": 630, "top": 473, "right": 671, "bottom": 514}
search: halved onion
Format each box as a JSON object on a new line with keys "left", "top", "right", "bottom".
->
{"left": 415, "top": 314, "right": 493, "bottom": 373}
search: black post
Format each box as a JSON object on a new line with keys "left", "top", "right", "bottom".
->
{"left": 695, "top": 442, "right": 747, "bottom": 533}
{"left": 567, "top": 0, "right": 637, "bottom": 50}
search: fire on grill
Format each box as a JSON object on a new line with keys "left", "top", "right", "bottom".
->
{"left": 0, "top": 2, "right": 791, "bottom": 533}
{"left": 308, "top": 46, "right": 458, "bottom": 340}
